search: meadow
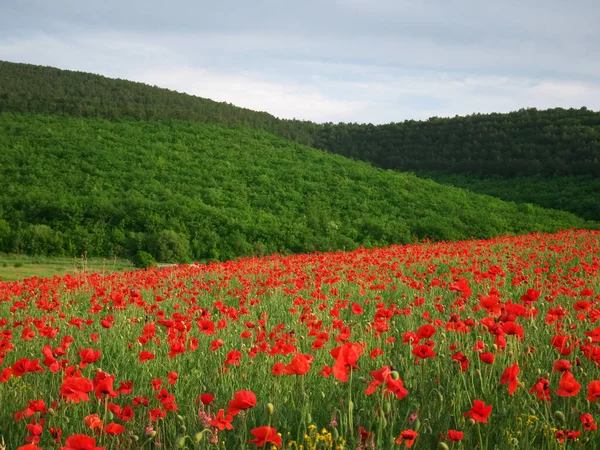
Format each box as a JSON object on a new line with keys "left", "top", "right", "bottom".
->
{"left": 0, "top": 255, "right": 132, "bottom": 282}
{"left": 1, "top": 229, "right": 599, "bottom": 449}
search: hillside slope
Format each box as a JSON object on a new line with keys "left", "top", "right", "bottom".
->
{"left": 0, "top": 113, "right": 594, "bottom": 262}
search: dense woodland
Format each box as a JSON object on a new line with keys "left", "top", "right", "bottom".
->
{"left": 421, "top": 173, "right": 600, "bottom": 222}
{"left": 0, "top": 113, "right": 593, "bottom": 263}
{"left": 2, "top": 60, "right": 599, "bottom": 178}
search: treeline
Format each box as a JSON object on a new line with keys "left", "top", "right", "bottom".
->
{"left": 0, "top": 113, "right": 593, "bottom": 263}
{"left": 2, "top": 61, "right": 599, "bottom": 178}
{"left": 421, "top": 173, "right": 600, "bottom": 222}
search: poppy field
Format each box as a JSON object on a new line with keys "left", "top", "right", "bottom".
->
{"left": 1, "top": 229, "right": 600, "bottom": 449}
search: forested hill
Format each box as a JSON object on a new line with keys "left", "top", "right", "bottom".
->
{"left": 0, "top": 113, "right": 594, "bottom": 263}
{"left": 2, "top": 60, "right": 599, "bottom": 178}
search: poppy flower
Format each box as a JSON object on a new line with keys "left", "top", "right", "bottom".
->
{"left": 580, "top": 413, "right": 597, "bottom": 431}
{"left": 412, "top": 344, "right": 436, "bottom": 361}
{"left": 78, "top": 349, "right": 101, "bottom": 369}
{"left": 500, "top": 363, "right": 520, "bottom": 395}
{"left": 556, "top": 371, "right": 581, "bottom": 397}
{"left": 479, "top": 352, "right": 495, "bottom": 364}
{"left": 18, "top": 445, "right": 42, "bottom": 450}
{"left": 330, "top": 342, "right": 364, "bottom": 382}
{"left": 529, "top": 377, "right": 551, "bottom": 401}
{"left": 587, "top": 380, "right": 600, "bottom": 402}
{"left": 104, "top": 423, "right": 125, "bottom": 435}
{"left": 552, "top": 360, "right": 572, "bottom": 372}
{"left": 284, "top": 353, "right": 312, "bottom": 375}
{"left": 227, "top": 390, "right": 257, "bottom": 416}
{"left": 59, "top": 434, "right": 105, "bottom": 450}
{"left": 247, "top": 426, "right": 281, "bottom": 447}
{"left": 199, "top": 393, "right": 215, "bottom": 406}
{"left": 209, "top": 409, "right": 233, "bottom": 430}
{"left": 463, "top": 399, "right": 492, "bottom": 423}
{"left": 446, "top": 430, "right": 464, "bottom": 442}
{"left": 84, "top": 414, "right": 103, "bottom": 431}
{"left": 138, "top": 351, "right": 155, "bottom": 362}
{"left": 395, "top": 429, "right": 418, "bottom": 448}
{"left": 60, "top": 377, "right": 94, "bottom": 403}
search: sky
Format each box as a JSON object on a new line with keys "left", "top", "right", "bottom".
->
{"left": 1, "top": 0, "right": 599, "bottom": 124}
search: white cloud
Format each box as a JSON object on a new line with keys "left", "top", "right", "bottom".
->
{"left": 1, "top": 30, "right": 599, "bottom": 124}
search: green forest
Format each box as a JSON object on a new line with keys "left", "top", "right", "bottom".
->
{"left": 0, "top": 113, "right": 593, "bottom": 263}
{"left": 2, "top": 60, "right": 599, "bottom": 223}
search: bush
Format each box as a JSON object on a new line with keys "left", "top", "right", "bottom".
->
{"left": 132, "top": 251, "right": 155, "bottom": 269}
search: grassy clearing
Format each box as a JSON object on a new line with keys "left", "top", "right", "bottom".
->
{"left": 0, "top": 254, "right": 132, "bottom": 281}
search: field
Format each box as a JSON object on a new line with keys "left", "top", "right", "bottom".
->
{"left": 0, "top": 255, "right": 132, "bottom": 282}
{"left": 1, "top": 229, "right": 600, "bottom": 449}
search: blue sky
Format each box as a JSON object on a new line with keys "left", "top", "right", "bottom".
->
{"left": 1, "top": 0, "right": 599, "bottom": 123}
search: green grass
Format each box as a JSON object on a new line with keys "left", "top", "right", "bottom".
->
{"left": 0, "top": 254, "right": 132, "bottom": 281}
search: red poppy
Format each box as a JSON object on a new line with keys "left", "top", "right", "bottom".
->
{"left": 284, "top": 353, "right": 312, "bottom": 375}
{"left": 580, "top": 413, "right": 598, "bottom": 431}
{"left": 209, "top": 409, "right": 233, "bottom": 430}
{"left": 552, "top": 360, "right": 572, "bottom": 372}
{"left": 59, "top": 434, "right": 104, "bottom": 450}
{"left": 60, "top": 377, "right": 94, "bottom": 403}
{"left": 84, "top": 414, "right": 103, "bottom": 431}
{"left": 78, "top": 349, "right": 101, "bottom": 369}
{"left": 247, "top": 426, "right": 281, "bottom": 447}
{"left": 199, "top": 393, "right": 215, "bottom": 406}
{"left": 104, "top": 423, "right": 125, "bottom": 435}
{"left": 138, "top": 351, "right": 155, "bottom": 362}
{"left": 227, "top": 390, "right": 257, "bottom": 416}
{"left": 463, "top": 399, "right": 492, "bottom": 423}
{"left": 529, "top": 377, "right": 551, "bottom": 401}
{"left": 395, "top": 429, "right": 418, "bottom": 448}
{"left": 330, "top": 342, "right": 364, "bottom": 382}
{"left": 556, "top": 371, "right": 581, "bottom": 397}
{"left": 446, "top": 430, "right": 464, "bottom": 442}
{"left": 479, "top": 352, "right": 495, "bottom": 364}
{"left": 500, "top": 363, "right": 520, "bottom": 395}
{"left": 412, "top": 344, "right": 436, "bottom": 360}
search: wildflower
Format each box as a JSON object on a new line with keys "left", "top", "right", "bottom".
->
{"left": 395, "top": 429, "right": 418, "bottom": 448}
{"left": 463, "top": 400, "right": 492, "bottom": 423}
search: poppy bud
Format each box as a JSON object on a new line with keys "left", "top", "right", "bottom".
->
{"left": 438, "top": 443, "right": 450, "bottom": 450}
{"left": 383, "top": 401, "right": 391, "bottom": 414}
{"left": 307, "top": 412, "right": 313, "bottom": 423}
{"left": 467, "top": 418, "right": 476, "bottom": 426}
{"left": 175, "top": 436, "right": 186, "bottom": 448}
{"left": 177, "top": 415, "right": 184, "bottom": 421}
{"left": 194, "top": 432, "right": 203, "bottom": 443}
{"left": 332, "top": 427, "right": 339, "bottom": 441}
{"left": 265, "top": 403, "right": 274, "bottom": 416}
{"left": 390, "top": 371, "right": 400, "bottom": 380}
{"left": 180, "top": 425, "right": 186, "bottom": 432}
{"left": 381, "top": 416, "right": 387, "bottom": 428}
{"left": 358, "top": 377, "right": 368, "bottom": 384}
{"left": 413, "top": 418, "right": 421, "bottom": 431}
{"left": 132, "top": 435, "right": 139, "bottom": 442}
{"left": 436, "top": 390, "right": 444, "bottom": 402}
{"left": 537, "top": 368, "right": 542, "bottom": 375}
{"left": 48, "top": 408, "right": 55, "bottom": 416}
{"left": 107, "top": 411, "right": 114, "bottom": 421}
{"left": 148, "top": 431, "right": 157, "bottom": 438}
{"left": 554, "top": 410, "right": 566, "bottom": 425}
{"left": 348, "top": 400, "right": 354, "bottom": 415}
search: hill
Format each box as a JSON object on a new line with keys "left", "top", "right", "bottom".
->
{"left": 2, "top": 60, "right": 599, "bottom": 222}
{"left": 0, "top": 112, "right": 594, "bottom": 262}
{"left": 2, "top": 60, "right": 599, "bottom": 178}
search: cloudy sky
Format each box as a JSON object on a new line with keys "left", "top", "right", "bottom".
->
{"left": 1, "top": 0, "right": 599, "bottom": 124}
